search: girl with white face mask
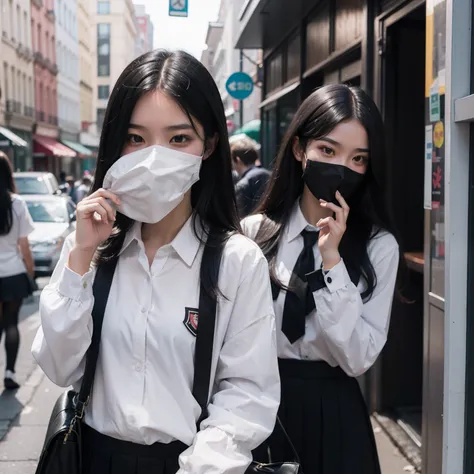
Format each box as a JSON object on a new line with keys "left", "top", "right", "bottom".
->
{"left": 32, "top": 50, "right": 279, "bottom": 474}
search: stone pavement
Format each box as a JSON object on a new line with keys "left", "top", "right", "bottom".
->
{"left": 0, "top": 282, "right": 417, "bottom": 473}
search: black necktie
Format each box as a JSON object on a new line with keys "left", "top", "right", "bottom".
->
{"left": 281, "top": 230, "right": 319, "bottom": 343}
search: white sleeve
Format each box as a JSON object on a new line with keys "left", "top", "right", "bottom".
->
{"left": 240, "top": 214, "right": 264, "bottom": 241}
{"left": 177, "top": 253, "right": 280, "bottom": 474}
{"left": 16, "top": 198, "right": 35, "bottom": 237}
{"left": 311, "top": 234, "right": 399, "bottom": 377}
{"left": 31, "top": 233, "right": 96, "bottom": 387}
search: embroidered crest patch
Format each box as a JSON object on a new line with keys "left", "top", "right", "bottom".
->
{"left": 183, "top": 307, "right": 199, "bottom": 336}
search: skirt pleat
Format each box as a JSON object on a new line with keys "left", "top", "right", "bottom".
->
{"left": 253, "top": 359, "right": 381, "bottom": 474}
{"left": 82, "top": 423, "right": 186, "bottom": 474}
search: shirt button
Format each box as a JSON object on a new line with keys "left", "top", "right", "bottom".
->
{"left": 141, "top": 307, "right": 147, "bottom": 313}
{"left": 135, "top": 363, "right": 142, "bottom": 372}
{"left": 82, "top": 281, "right": 87, "bottom": 289}
{"left": 128, "top": 415, "right": 135, "bottom": 424}
{"left": 327, "top": 277, "right": 332, "bottom": 284}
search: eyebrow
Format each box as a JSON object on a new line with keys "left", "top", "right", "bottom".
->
{"left": 128, "top": 123, "right": 194, "bottom": 132}
{"left": 321, "top": 136, "right": 370, "bottom": 153}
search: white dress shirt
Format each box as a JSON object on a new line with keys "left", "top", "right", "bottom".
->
{"left": 32, "top": 216, "right": 280, "bottom": 473}
{"left": 0, "top": 194, "right": 35, "bottom": 278}
{"left": 241, "top": 203, "right": 399, "bottom": 377}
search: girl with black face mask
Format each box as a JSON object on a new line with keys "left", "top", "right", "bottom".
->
{"left": 242, "top": 84, "right": 403, "bottom": 474}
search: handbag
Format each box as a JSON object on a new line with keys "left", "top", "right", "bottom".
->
{"left": 192, "top": 240, "right": 301, "bottom": 474}
{"left": 35, "top": 259, "right": 118, "bottom": 474}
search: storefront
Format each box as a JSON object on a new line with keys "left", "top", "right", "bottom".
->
{"left": 0, "top": 126, "right": 29, "bottom": 170}
{"left": 33, "top": 135, "right": 77, "bottom": 177}
{"left": 236, "top": 0, "right": 473, "bottom": 472}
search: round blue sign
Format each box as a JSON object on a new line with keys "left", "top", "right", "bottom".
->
{"left": 225, "top": 72, "right": 254, "bottom": 100}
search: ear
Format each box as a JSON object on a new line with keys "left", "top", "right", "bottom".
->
{"left": 203, "top": 134, "right": 219, "bottom": 160}
{"left": 292, "top": 137, "right": 304, "bottom": 162}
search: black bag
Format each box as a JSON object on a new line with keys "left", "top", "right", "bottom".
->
{"left": 192, "top": 240, "right": 301, "bottom": 474}
{"left": 35, "top": 259, "right": 118, "bottom": 474}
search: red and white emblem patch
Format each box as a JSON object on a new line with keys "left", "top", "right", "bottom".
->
{"left": 183, "top": 307, "right": 199, "bottom": 337}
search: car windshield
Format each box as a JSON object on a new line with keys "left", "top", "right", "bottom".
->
{"left": 26, "top": 201, "right": 69, "bottom": 223}
{"left": 15, "top": 176, "right": 50, "bottom": 194}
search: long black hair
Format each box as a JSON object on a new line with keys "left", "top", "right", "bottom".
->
{"left": 255, "top": 84, "right": 403, "bottom": 300}
{"left": 0, "top": 152, "right": 16, "bottom": 236}
{"left": 91, "top": 50, "right": 240, "bottom": 298}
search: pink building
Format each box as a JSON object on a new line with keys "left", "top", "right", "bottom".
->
{"left": 134, "top": 4, "right": 154, "bottom": 54}
{"left": 31, "top": 0, "right": 64, "bottom": 173}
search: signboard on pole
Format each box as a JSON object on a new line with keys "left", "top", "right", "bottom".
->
{"left": 169, "top": 0, "right": 188, "bottom": 17}
{"left": 225, "top": 72, "right": 254, "bottom": 100}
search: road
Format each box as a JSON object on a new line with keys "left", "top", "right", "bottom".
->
{"left": 0, "top": 277, "right": 415, "bottom": 473}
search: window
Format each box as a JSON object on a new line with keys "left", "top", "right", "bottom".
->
{"left": 97, "top": 108, "right": 106, "bottom": 128}
{"left": 97, "top": 23, "right": 110, "bottom": 77}
{"left": 97, "top": 1, "right": 110, "bottom": 14}
{"left": 98, "top": 85, "right": 110, "bottom": 99}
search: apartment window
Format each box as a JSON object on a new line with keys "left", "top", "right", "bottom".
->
{"left": 16, "top": 5, "right": 20, "bottom": 42}
{"left": 23, "top": 11, "right": 27, "bottom": 46}
{"left": 97, "top": 23, "right": 110, "bottom": 76}
{"left": 37, "top": 24, "right": 41, "bottom": 53}
{"left": 98, "top": 85, "right": 110, "bottom": 99}
{"left": 98, "top": 1, "right": 110, "bottom": 14}
{"left": 97, "top": 108, "right": 106, "bottom": 128}
{"left": 3, "top": 63, "right": 9, "bottom": 99}
{"left": 8, "top": 0, "right": 13, "bottom": 39}
{"left": 45, "top": 31, "right": 49, "bottom": 58}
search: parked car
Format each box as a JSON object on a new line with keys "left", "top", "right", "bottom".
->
{"left": 25, "top": 195, "right": 76, "bottom": 276}
{"left": 14, "top": 172, "right": 61, "bottom": 196}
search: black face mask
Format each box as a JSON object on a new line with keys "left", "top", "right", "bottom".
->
{"left": 302, "top": 160, "right": 365, "bottom": 204}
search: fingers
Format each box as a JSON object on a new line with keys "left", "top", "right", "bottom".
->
{"left": 335, "top": 191, "right": 350, "bottom": 216}
{"left": 85, "top": 188, "right": 121, "bottom": 207}
{"left": 86, "top": 197, "right": 116, "bottom": 223}
{"left": 320, "top": 200, "right": 345, "bottom": 225}
{"left": 316, "top": 216, "right": 338, "bottom": 232}
{"left": 77, "top": 201, "right": 111, "bottom": 224}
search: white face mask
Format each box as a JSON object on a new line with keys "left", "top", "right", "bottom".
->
{"left": 103, "top": 145, "right": 202, "bottom": 223}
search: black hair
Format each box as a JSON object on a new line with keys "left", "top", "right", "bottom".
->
{"left": 91, "top": 49, "right": 240, "bottom": 299}
{"left": 0, "top": 152, "right": 16, "bottom": 236}
{"left": 255, "top": 84, "right": 403, "bottom": 300}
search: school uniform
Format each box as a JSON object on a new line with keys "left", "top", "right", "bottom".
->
{"left": 0, "top": 194, "right": 35, "bottom": 301}
{"left": 32, "top": 216, "right": 280, "bottom": 474}
{"left": 242, "top": 203, "right": 399, "bottom": 474}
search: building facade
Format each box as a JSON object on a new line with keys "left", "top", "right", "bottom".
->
{"left": 92, "top": 0, "right": 137, "bottom": 132}
{"left": 235, "top": 0, "right": 474, "bottom": 473}
{"left": 30, "top": 0, "right": 60, "bottom": 172}
{"left": 205, "top": 0, "right": 261, "bottom": 132}
{"left": 134, "top": 3, "right": 154, "bottom": 58}
{"left": 55, "top": 0, "right": 80, "bottom": 144}
{"left": 0, "top": 0, "right": 35, "bottom": 170}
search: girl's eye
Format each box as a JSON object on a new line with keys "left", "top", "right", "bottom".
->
{"left": 127, "top": 134, "right": 144, "bottom": 145}
{"left": 170, "top": 134, "right": 190, "bottom": 144}
{"left": 321, "top": 146, "right": 334, "bottom": 156}
{"left": 353, "top": 155, "right": 369, "bottom": 165}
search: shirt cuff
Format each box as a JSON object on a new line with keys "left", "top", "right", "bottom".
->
{"left": 322, "top": 259, "right": 351, "bottom": 293}
{"left": 56, "top": 265, "right": 94, "bottom": 302}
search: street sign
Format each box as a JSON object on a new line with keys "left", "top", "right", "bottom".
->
{"left": 226, "top": 72, "right": 254, "bottom": 100}
{"left": 169, "top": 0, "right": 188, "bottom": 17}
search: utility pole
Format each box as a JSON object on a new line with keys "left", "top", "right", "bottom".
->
{"left": 239, "top": 49, "right": 244, "bottom": 128}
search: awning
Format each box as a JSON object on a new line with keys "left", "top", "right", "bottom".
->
{"left": 33, "top": 135, "right": 76, "bottom": 157}
{"left": 61, "top": 139, "right": 94, "bottom": 157}
{"left": 0, "top": 126, "right": 28, "bottom": 147}
{"left": 232, "top": 119, "right": 261, "bottom": 143}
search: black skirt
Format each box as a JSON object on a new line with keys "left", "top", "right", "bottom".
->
{"left": 82, "top": 423, "right": 187, "bottom": 474}
{"left": 253, "top": 359, "right": 381, "bottom": 474}
{"left": 0, "top": 272, "right": 33, "bottom": 301}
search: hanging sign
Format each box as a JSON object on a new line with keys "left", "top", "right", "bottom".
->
{"left": 169, "top": 0, "right": 188, "bottom": 17}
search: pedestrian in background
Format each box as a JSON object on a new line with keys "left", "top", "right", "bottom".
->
{"left": 32, "top": 49, "right": 279, "bottom": 474}
{"left": 76, "top": 175, "right": 92, "bottom": 202}
{"left": 231, "top": 135, "right": 270, "bottom": 217}
{"left": 66, "top": 175, "right": 79, "bottom": 203}
{"left": 0, "top": 151, "right": 35, "bottom": 390}
{"left": 244, "top": 84, "right": 403, "bottom": 473}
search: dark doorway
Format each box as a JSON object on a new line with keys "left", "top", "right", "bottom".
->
{"left": 375, "top": 0, "right": 426, "bottom": 447}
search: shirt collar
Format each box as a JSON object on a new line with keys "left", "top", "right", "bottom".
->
{"left": 286, "top": 201, "right": 319, "bottom": 243}
{"left": 118, "top": 215, "right": 202, "bottom": 267}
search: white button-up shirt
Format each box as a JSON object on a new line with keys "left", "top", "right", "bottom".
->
{"left": 0, "top": 194, "right": 35, "bottom": 278}
{"left": 32, "top": 217, "right": 280, "bottom": 473}
{"left": 242, "top": 203, "right": 399, "bottom": 377}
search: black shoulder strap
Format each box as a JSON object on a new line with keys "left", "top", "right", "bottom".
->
{"left": 75, "top": 259, "right": 118, "bottom": 417}
{"left": 192, "top": 233, "right": 225, "bottom": 427}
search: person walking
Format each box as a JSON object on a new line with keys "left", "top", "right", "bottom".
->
{"left": 0, "top": 151, "right": 35, "bottom": 390}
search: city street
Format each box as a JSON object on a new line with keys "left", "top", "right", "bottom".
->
{"left": 0, "top": 278, "right": 416, "bottom": 473}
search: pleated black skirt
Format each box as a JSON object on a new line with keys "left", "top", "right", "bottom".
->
{"left": 81, "top": 423, "right": 187, "bottom": 474}
{"left": 253, "top": 359, "right": 381, "bottom": 474}
{"left": 0, "top": 272, "right": 33, "bottom": 301}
